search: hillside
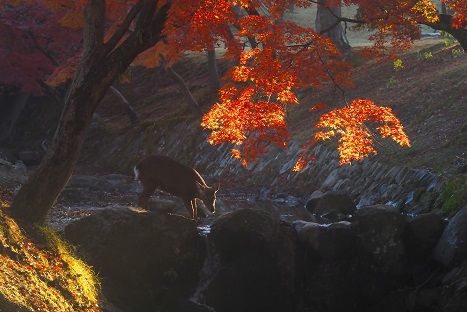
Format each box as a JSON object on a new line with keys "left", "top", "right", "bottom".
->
{"left": 88, "top": 37, "right": 466, "bottom": 176}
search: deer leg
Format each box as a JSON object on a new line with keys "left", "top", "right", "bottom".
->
{"left": 192, "top": 199, "right": 198, "bottom": 221}
{"left": 138, "top": 185, "right": 157, "bottom": 210}
{"left": 198, "top": 202, "right": 213, "bottom": 216}
{"left": 184, "top": 199, "right": 198, "bottom": 221}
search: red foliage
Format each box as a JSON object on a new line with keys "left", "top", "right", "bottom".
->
{"left": 314, "top": 99, "right": 411, "bottom": 165}
{"left": 0, "top": 1, "right": 81, "bottom": 94}
{"left": 444, "top": 0, "right": 467, "bottom": 28}
{"left": 2, "top": 0, "right": 465, "bottom": 168}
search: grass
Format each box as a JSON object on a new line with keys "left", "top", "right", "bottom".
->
{"left": 0, "top": 203, "right": 100, "bottom": 312}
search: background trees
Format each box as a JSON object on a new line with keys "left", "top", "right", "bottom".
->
{"left": 1, "top": 0, "right": 465, "bottom": 224}
{"left": 315, "top": 0, "right": 351, "bottom": 55}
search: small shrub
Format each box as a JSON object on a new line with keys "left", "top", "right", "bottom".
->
{"left": 444, "top": 37, "right": 453, "bottom": 47}
{"left": 393, "top": 59, "right": 404, "bottom": 70}
{"left": 452, "top": 48, "right": 462, "bottom": 58}
{"left": 386, "top": 76, "right": 398, "bottom": 87}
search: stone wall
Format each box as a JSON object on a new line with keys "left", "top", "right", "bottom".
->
{"left": 85, "top": 120, "right": 444, "bottom": 214}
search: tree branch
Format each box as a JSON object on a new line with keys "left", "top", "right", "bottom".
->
{"left": 307, "top": 0, "right": 368, "bottom": 25}
{"left": 82, "top": 0, "right": 106, "bottom": 63}
{"left": 422, "top": 14, "right": 467, "bottom": 51}
{"left": 103, "top": 0, "right": 144, "bottom": 55}
{"left": 109, "top": 86, "right": 140, "bottom": 124}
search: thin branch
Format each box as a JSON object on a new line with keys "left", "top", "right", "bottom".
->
{"left": 103, "top": 0, "right": 144, "bottom": 55}
{"left": 316, "top": 50, "right": 348, "bottom": 105}
{"left": 159, "top": 54, "right": 203, "bottom": 117}
{"left": 109, "top": 86, "right": 140, "bottom": 124}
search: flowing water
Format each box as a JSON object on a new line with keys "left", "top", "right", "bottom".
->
{"left": 47, "top": 189, "right": 313, "bottom": 232}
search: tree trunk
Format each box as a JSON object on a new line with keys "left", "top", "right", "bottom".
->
{"left": 109, "top": 86, "right": 140, "bottom": 124}
{"left": 315, "top": 0, "right": 351, "bottom": 56}
{"left": 207, "top": 47, "right": 221, "bottom": 100}
{"left": 0, "top": 91, "right": 30, "bottom": 145}
{"left": 424, "top": 14, "right": 467, "bottom": 52}
{"left": 11, "top": 76, "right": 110, "bottom": 223}
{"left": 11, "top": 0, "right": 170, "bottom": 224}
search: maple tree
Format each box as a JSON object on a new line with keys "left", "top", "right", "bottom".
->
{"left": 1, "top": 0, "right": 465, "bottom": 224}
{"left": 347, "top": 0, "right": 467, "bottom": 55}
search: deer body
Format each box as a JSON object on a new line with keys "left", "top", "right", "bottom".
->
{"left": 134, "top": 155, "right": 219, "bottom": 220}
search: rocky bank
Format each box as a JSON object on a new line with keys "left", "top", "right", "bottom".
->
{"left": 64, "top": 202, "right": 467, "bottom": 312}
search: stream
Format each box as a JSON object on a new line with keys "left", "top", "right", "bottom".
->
{"left": 46, "top": 187, "right": 313, "bottom": 232}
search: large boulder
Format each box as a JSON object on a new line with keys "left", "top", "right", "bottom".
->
{"left": 404, "top": 213, "right": 446, "bottom": 262}
{"left": 292, "top": 220, "right": 357, "bottom": 260}
{"left": 292, "top": 220, "right": 363, "bottom": 312}
{"left": 64, "top": 208, "right": 207, "bottom": 312}
{"left": 305, "top": 191, "right": 356, "bottom": 222}
{"left": 203, "top": 208, "right": 296, "bottom": 312}
{"left": 294, "top": 215, "right": 404, "bottom": 312}
{"left": 354, "top": 205, "right": 407, "bottom": 277}
{"left": 434, "top": 206, "right": 467, "bottom": 267}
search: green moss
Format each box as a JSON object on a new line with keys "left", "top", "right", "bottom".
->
{"left": 437, "top": 175, "right": 467, "bottom": 217}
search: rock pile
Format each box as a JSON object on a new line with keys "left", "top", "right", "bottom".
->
{"left": 64, "top": 203, "right": 467, "bottom": 312}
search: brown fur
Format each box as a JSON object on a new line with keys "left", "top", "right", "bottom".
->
{"left": 134, "top": 155, "right": 219, "bottom": 220}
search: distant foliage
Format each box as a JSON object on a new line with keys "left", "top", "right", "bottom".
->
{"left": 0, "top": 2, "right": 80, "bottom": 94}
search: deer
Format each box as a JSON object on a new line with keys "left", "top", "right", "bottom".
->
{"left": 133, "top": 155, "right": 220, "bottom": 221}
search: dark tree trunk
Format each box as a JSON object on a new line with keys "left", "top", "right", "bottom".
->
{"left": 11, "top": 75, "right": 112, "bottom": 223}
{"left": 207, "top": 47, "right": 221, "bottom": 100}
{"left": 315, "top": 0, "right": 351, "bottom": 56}
{"left": 11, "top": 0, "right": 170, "bottom": 224}
{"left": 423, "top": 14, "right": 467, "bottom": 52}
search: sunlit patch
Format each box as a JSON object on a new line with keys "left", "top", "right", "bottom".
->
{"left": 314, "top": 99, "right": 410, "bottom": 165}
{"left": 128, "top": 206, "right": 149, "bottom": 213}
{"left": 197, "top": 225, "right": 211, "bottom": 236}
{"left": 0, "top": 211, "right": 100, "bottom": 311}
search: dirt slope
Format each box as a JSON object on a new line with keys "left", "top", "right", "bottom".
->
{"left": 93, "top": 38, "right": 466, "bottom": 175}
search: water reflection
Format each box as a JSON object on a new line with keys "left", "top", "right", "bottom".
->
{"left": 217, "top": 198, "right": 314, "bottom": 222}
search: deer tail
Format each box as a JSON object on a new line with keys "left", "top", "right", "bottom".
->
{"left": 133, "top": 164, "right": 140, "bottom": 181}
